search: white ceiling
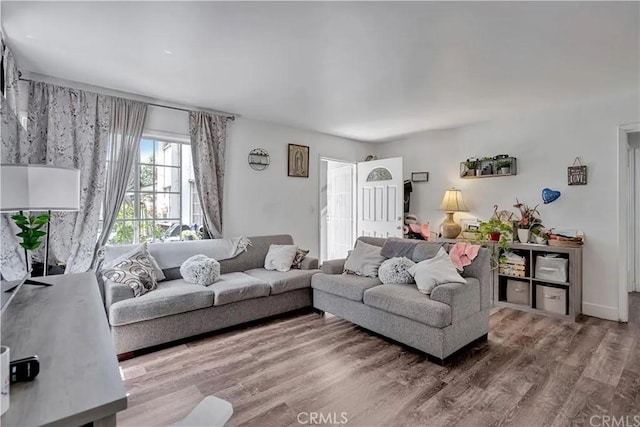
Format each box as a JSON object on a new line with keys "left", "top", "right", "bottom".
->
{"left": 2, "top": 1, "right": 639, "bottom": 142}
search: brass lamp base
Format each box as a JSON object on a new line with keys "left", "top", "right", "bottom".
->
{"left": 440, "top": 212, "right": 461, "bottom": 239}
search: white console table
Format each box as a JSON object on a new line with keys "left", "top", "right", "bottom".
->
{"left": 1, "top": 272, "right": 127, "bottom": 426}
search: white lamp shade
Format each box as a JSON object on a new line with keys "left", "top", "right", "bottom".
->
{"left": 1, "top": 164, "right": 80, "bottom": 212}
{"left": 439, "top": 188, "right": 469, "bottom": 212}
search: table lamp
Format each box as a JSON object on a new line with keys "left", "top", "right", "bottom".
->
{"left": 439, "top": 188, "right": 468, "bottom": 239}
{"left": 1, "top": 164, "right": 80, "bottom": 281}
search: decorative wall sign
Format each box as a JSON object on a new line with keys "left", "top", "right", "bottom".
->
{"left": 247, "top": 148, "right": 270, "bottom": 171}
{"left": 568, "top": 157, "right": 587, "bottom": 185}
{"left": 542, "top": 188, "right": 561, "bottom": 204}
{"left": 411, "top": 172, "right": 429, "bottom": 182}
{"left": 288, "top": 144, "right": 309, "bottom": 178}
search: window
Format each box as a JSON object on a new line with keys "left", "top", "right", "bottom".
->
{"left": 366, "top": 167, "right": 393, "bottom": 182}
{"left": 107, "top": 138, "right": 202, "bottom": 244}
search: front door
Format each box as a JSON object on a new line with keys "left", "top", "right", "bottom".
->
{"left": 357, "top": 157, "right": 403, "bottom": 238}
{"left": 327, "top": 162, "right": 356, "bottom": 260}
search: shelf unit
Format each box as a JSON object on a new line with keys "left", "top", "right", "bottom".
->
{"left": 460, "top": 157, "right": 517, "bottom": 179}
{"left": 494, "top": 242, "right": 582, "bottom": 321}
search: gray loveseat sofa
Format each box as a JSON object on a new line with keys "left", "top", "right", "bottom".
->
{"left": 311, "top": 237, "right": 491, "bottom": 363}
{"left": 102, "top": 234, "right": 319, "bottom": 355}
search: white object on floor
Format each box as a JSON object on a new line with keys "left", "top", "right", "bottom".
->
{"left": 172, "top": 396, "right": 233, "bottom": 427}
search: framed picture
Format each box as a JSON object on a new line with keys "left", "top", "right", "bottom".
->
{"left": 411, "top": 172, "right": 429, "bottom": 182}
{"left": 288, "top": 144, "right": 309, "bottom": 178}
{"left": 460, "top": 218, "right": 480, "bottom": 232}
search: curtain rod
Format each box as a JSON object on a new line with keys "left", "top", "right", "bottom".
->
{"left": 19, "top": 77, "right": 236, "bottom": 121}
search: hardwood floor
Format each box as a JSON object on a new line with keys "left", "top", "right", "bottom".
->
{"left": 118, "top": 294, "right": 640, "bottom": 427}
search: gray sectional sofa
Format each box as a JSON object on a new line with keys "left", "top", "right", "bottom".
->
{"left": 311, "top": 237, "right": 491, "bottom": 364}
{"left": 101, "top": 234, "right": 319, "bottom": 355}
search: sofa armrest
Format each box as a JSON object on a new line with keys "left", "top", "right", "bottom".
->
{"left": 299, "top": 256, "right": 319, "bottom": 270}
{"left": 104, "top": 278, "right": 135, "bottom": 309}
{"left": 321, "top": 259, "right": 345, "bottom": 274}
{"left": 430, "top": 278, "right": 481, "bottom": 323}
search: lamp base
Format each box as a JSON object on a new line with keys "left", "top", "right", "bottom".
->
{"left": 440, "top": 212, "right": 462, "bottom": 239}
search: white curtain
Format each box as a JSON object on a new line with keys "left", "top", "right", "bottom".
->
{"left": 189, "top": 112, "right": 228, "bottom": 238}
{"left": 92, "top": 98, "right": 147, "bottom": 268}
{"left": 27, "top": 81, "right": 110, "bottom": 273}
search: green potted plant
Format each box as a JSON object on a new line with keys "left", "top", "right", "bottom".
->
{"left": 513, "top": 199, "right": 541, "bottom": 243}
{"left": 530, "top": 224, "right": 550, "bottom": 244}
{"left": 479, "top": 219, "right": 512, "bottom": 242}
{"left": 496, "top": 160, "right": 511, "bottom": 174}
{"left": 464, "top": 159, "right": 478, "bottom": 177}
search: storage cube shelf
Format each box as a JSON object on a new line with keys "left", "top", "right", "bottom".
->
{"left": 494, "top": 243, "right": 582, "bottom": 321}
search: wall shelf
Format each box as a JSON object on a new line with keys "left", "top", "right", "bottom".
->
{"left": 460, "top": 157, "right": 517, "bottom": 179}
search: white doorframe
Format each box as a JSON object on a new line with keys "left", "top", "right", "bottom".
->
{"left": 318, "top": 156, "right": 356, "bottom": 263}
{"left": 617, "top": 122, "right": 640, "bottom": 322}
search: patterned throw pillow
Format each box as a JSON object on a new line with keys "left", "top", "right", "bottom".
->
{"left": 378, "top": 257, "right": 416, "bottom": 284}
{"left": 102, "top": 252, "right": 157, "bottom": 297}
{"left": 291, "top": 249, "right": 310, "bottom": 269}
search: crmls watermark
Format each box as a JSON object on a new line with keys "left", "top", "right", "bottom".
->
{"left": 590, "top": 415, "right": 640, "bottom": 427}
{"left": 297, "top": 412, "right": 349, "bottom": 425}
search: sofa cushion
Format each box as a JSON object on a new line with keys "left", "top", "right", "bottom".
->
{"left": 264, "top": 244, "right": 298, "bottom": 272}
{"left": 411, "top": 242, "right": 448, "bottom": 263}
{"left": 210, "top": 272, "right": 271, "bottom": 306}
{"left": 244, "top": 268, "right": 318, "bottom": 295}
{"left": 219, "top": 235, "right": 295, "bottom": 274}
{"left": 109, "top": 279, "right": 214, "bottom": 326}
{"left": 343, "top": 240, "right": 386, "bottom": 278}
{"left": 363, "top": 284, "right": 452, "bottom": 328}
{"left": 311, "top": 273, "right": 381, "bottom": 302}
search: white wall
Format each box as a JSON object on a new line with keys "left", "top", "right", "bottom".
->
{"left": 223, "top": 118, "right": 369, "bottom": 256}
{"left": 374, "top": 93, "right": 639, "bottom": 320}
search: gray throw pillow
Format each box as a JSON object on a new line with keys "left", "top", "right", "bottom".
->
{"left": 343, "top": 240, "right": 386, "bottom": 278}
{"left": 180, "top": 254, "right": 221, "bottom": 286}
{"left": 378, "top": 257, "right": 416, "bottom": 284}
{"left": 102, "top": 252, "right": 157, "bottom": 297}
{"left": 291, "top": 249, "right": 310, "bottom": 269}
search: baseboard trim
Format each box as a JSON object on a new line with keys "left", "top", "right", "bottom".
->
{"left": 582, "top": 302, "right": 619, "bottom": 321}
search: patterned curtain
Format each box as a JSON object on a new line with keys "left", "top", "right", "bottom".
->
{"left": 0, "top": 97, "right": 29, "bottom": 279}
{"left": 0, "top": 38, "right": 28, "bottom": 280}
{"left": 92, "top": 98, "right": 147, "bottom": 268}
{"left": 1, "top": 36, "right": 21, "bottom": 114}
{"left": 189, "top": 112, "right": 228, "bottom": 238}
{"left": 27, "top": 81, "right": 110, "bottom": 273}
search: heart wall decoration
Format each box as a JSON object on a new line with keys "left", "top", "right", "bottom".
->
{"left": 542, "top": 188, "right": 561, "bottom": 204}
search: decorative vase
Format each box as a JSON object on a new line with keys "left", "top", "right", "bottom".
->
{"left": 517, "top": 229, "right": 530, "bottom": 243}
{"left": 534, "top": 235, "right": 548, "bottom": 245}
{"left": 488, "top": 232, "right": 501, "bottom": 242}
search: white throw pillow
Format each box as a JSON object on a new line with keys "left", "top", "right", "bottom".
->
{"left": 408, "top": 247, "right": 467, "bottom": 295}
{"left": 343, "top": 240, "right": 386, "bottom": 278}
{"left": 264, "top": 244, "right": 298, "bottom": 272}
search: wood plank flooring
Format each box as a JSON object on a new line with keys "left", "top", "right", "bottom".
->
{"left": 117, "top": 293, "right": 640, "bottom": 426}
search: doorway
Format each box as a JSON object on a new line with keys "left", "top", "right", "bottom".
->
{"left": 618, "top": 123, "right": 640, "bottom": 322}
{"left": 319, "top": 158, "right": 356, "bottom": 263}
